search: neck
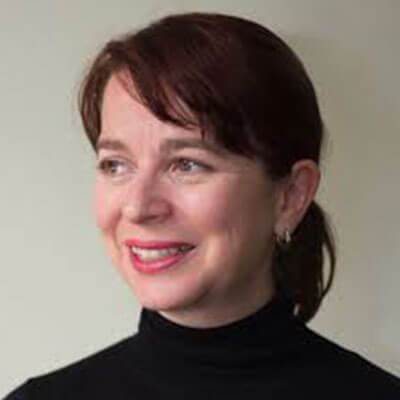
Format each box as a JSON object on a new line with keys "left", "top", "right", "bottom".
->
{"left": 157, "top": 280, "right": 276, "bottom": 329}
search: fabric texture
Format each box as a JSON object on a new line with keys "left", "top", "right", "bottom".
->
{"left": 3, "top": 294, "right": 400, "bottom": 399}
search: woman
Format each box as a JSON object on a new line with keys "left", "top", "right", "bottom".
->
{"left": 4, "top": 11, "right": 399, "bottom": 399}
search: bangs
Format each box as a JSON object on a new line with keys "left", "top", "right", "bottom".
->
{"left": 79, "top": 16, "right": 263, "bottom": 161}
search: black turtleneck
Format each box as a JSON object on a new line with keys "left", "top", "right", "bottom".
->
{"left": 3, "top": 294, "right": 400, "bottom": 399}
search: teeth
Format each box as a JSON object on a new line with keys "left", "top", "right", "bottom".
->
{"left": 130, "top": 245, "right": 193, "bottom": 261}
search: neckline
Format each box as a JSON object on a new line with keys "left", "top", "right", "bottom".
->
{"left": 138, "top": 293, "right": 297, "bottom": 346}
{"left": 134, "top": 293, "right": 304, "bottom": 375}
{"left": 134, "top": 293, "right": 304, "bottom": 376}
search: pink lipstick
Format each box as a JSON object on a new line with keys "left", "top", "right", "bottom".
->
{"left": 129, "top": 249, "right": 196, "bottom": 275}
{"left": 124, "top": 238, "right": 194, "bottom": 249}
{"left": 124, "top": 238, "right": 196, "bottom": 275}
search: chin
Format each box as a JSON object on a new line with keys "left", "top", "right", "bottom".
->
{"left": 133, "top": 282, "right": 210, "bottom": 313}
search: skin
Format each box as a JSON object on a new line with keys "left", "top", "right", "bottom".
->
{"left": 94, "top": 74, "right": 320, "bottom": 328}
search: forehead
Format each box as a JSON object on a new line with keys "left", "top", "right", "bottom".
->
{"left": 101, "top": 74, "right": 157, "bottom": 127}
{"left": 99, "top": 74, "right": 267, "bottom": 175}
{"left": 102, "top": 74, "right": 206, "bottom": 138}
{"left": 100, "top": 74, "right": 221, "bottom": 151}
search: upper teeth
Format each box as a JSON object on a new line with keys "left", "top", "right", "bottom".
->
{"left": 130, "top": 245, "right": 193, "bottom": 261}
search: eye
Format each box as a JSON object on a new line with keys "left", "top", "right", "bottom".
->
{"left": 96, "top": 158, "right": 127, "bottom": 176}
{"left": 171, "top": 158, "right": 210, "bottom": 174}
{"left": 96, "top": 157, "right": 211, "bottom": 178}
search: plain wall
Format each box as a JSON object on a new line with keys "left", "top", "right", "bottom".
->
{"left": 1, "top": 0, "right": 399, "bottom": 395}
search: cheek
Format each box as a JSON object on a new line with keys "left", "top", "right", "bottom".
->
{"left": 182, "top": 178, "right": 266, "bottom": 232}
{"left": 191, "top": 177, "right": 275, "bottom": 250}
{"left": 177, "top": 182, "right": 234, "bottom": 228}
{"left": 93, "top": 181, "right": 119, "bottom": 231}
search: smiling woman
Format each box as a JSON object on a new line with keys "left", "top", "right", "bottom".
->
{"left": 3, "top": 11, "right": 400, "bottom": 400}
{"left": 93, "top": 73, "right": 287, "bottom": 327}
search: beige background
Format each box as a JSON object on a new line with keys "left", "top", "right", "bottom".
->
{"left": 1, "top": 0, "right": 399, "bottom": 395}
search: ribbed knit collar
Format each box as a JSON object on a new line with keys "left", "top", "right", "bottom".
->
{"left": 136, "top": 294, "right": 304, "bottom": 376}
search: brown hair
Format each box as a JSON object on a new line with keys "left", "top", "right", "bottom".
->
{"left": 79, "top": 12, "right": 337, "bottom": 323}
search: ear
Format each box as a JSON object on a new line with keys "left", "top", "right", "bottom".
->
{"left": 273, "top": 159, "right": 321, "bottom": 237}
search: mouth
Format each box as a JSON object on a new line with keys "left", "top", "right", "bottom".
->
{"left": 124, "top": 238, "right": 195, "bottom": 250}
{"left": 128, "top": 245, "right": 197, "bottom": 275}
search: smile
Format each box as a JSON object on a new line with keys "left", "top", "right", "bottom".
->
{"left": 128, "top": 245, "right": 197, "bottom": 275}
{"left": 130, "top": 244, "right": 194, "bottom": 262}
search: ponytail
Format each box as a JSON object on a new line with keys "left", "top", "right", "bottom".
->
{"left": 272, "top": 201, "right": 337, "bottom": 323}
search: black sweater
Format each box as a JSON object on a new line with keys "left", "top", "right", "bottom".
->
{"left": 3, "top": 295, "right": 400, "bottom": 399}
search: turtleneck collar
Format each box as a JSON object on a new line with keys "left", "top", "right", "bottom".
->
{"left": 136, "top": 294, "right": 304, "bottom": 375}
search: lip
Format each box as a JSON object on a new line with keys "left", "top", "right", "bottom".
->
{"left": 128, "top": 246, "right": 197, "bottom": 275}
{"left": 124, "top": 238, "right": 194, "bottom": 250}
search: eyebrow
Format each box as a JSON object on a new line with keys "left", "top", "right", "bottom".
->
{"left": 96, "top": 137, "right": 226, "bottom": 157}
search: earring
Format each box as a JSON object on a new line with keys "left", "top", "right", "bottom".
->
{"left": 276, "top": 228, "right": 291, "bottom": 247}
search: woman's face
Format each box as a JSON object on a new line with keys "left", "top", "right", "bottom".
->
{"left": 94, "top": 74, "right": 282, "bottom": 327}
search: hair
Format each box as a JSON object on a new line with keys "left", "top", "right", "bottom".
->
{"left": 79, "top": 12, "right": 337, "bottom": 323}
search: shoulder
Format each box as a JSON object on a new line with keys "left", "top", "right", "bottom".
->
{"left": 295, "top": 323, "right": 400, "bottom": 397}
{"left": 2, "top": 333, "right": 142, "bottom": 400}
{"left": 2, "top": 380, "right": 31, "bottom": 400}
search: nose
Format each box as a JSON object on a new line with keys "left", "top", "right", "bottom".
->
{"left": 121, "top": 171, "right": 171, "bottom": 225}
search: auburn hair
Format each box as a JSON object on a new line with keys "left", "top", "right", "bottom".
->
{"left": 79, "top": 12, "right": 337, "bottom": 323}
